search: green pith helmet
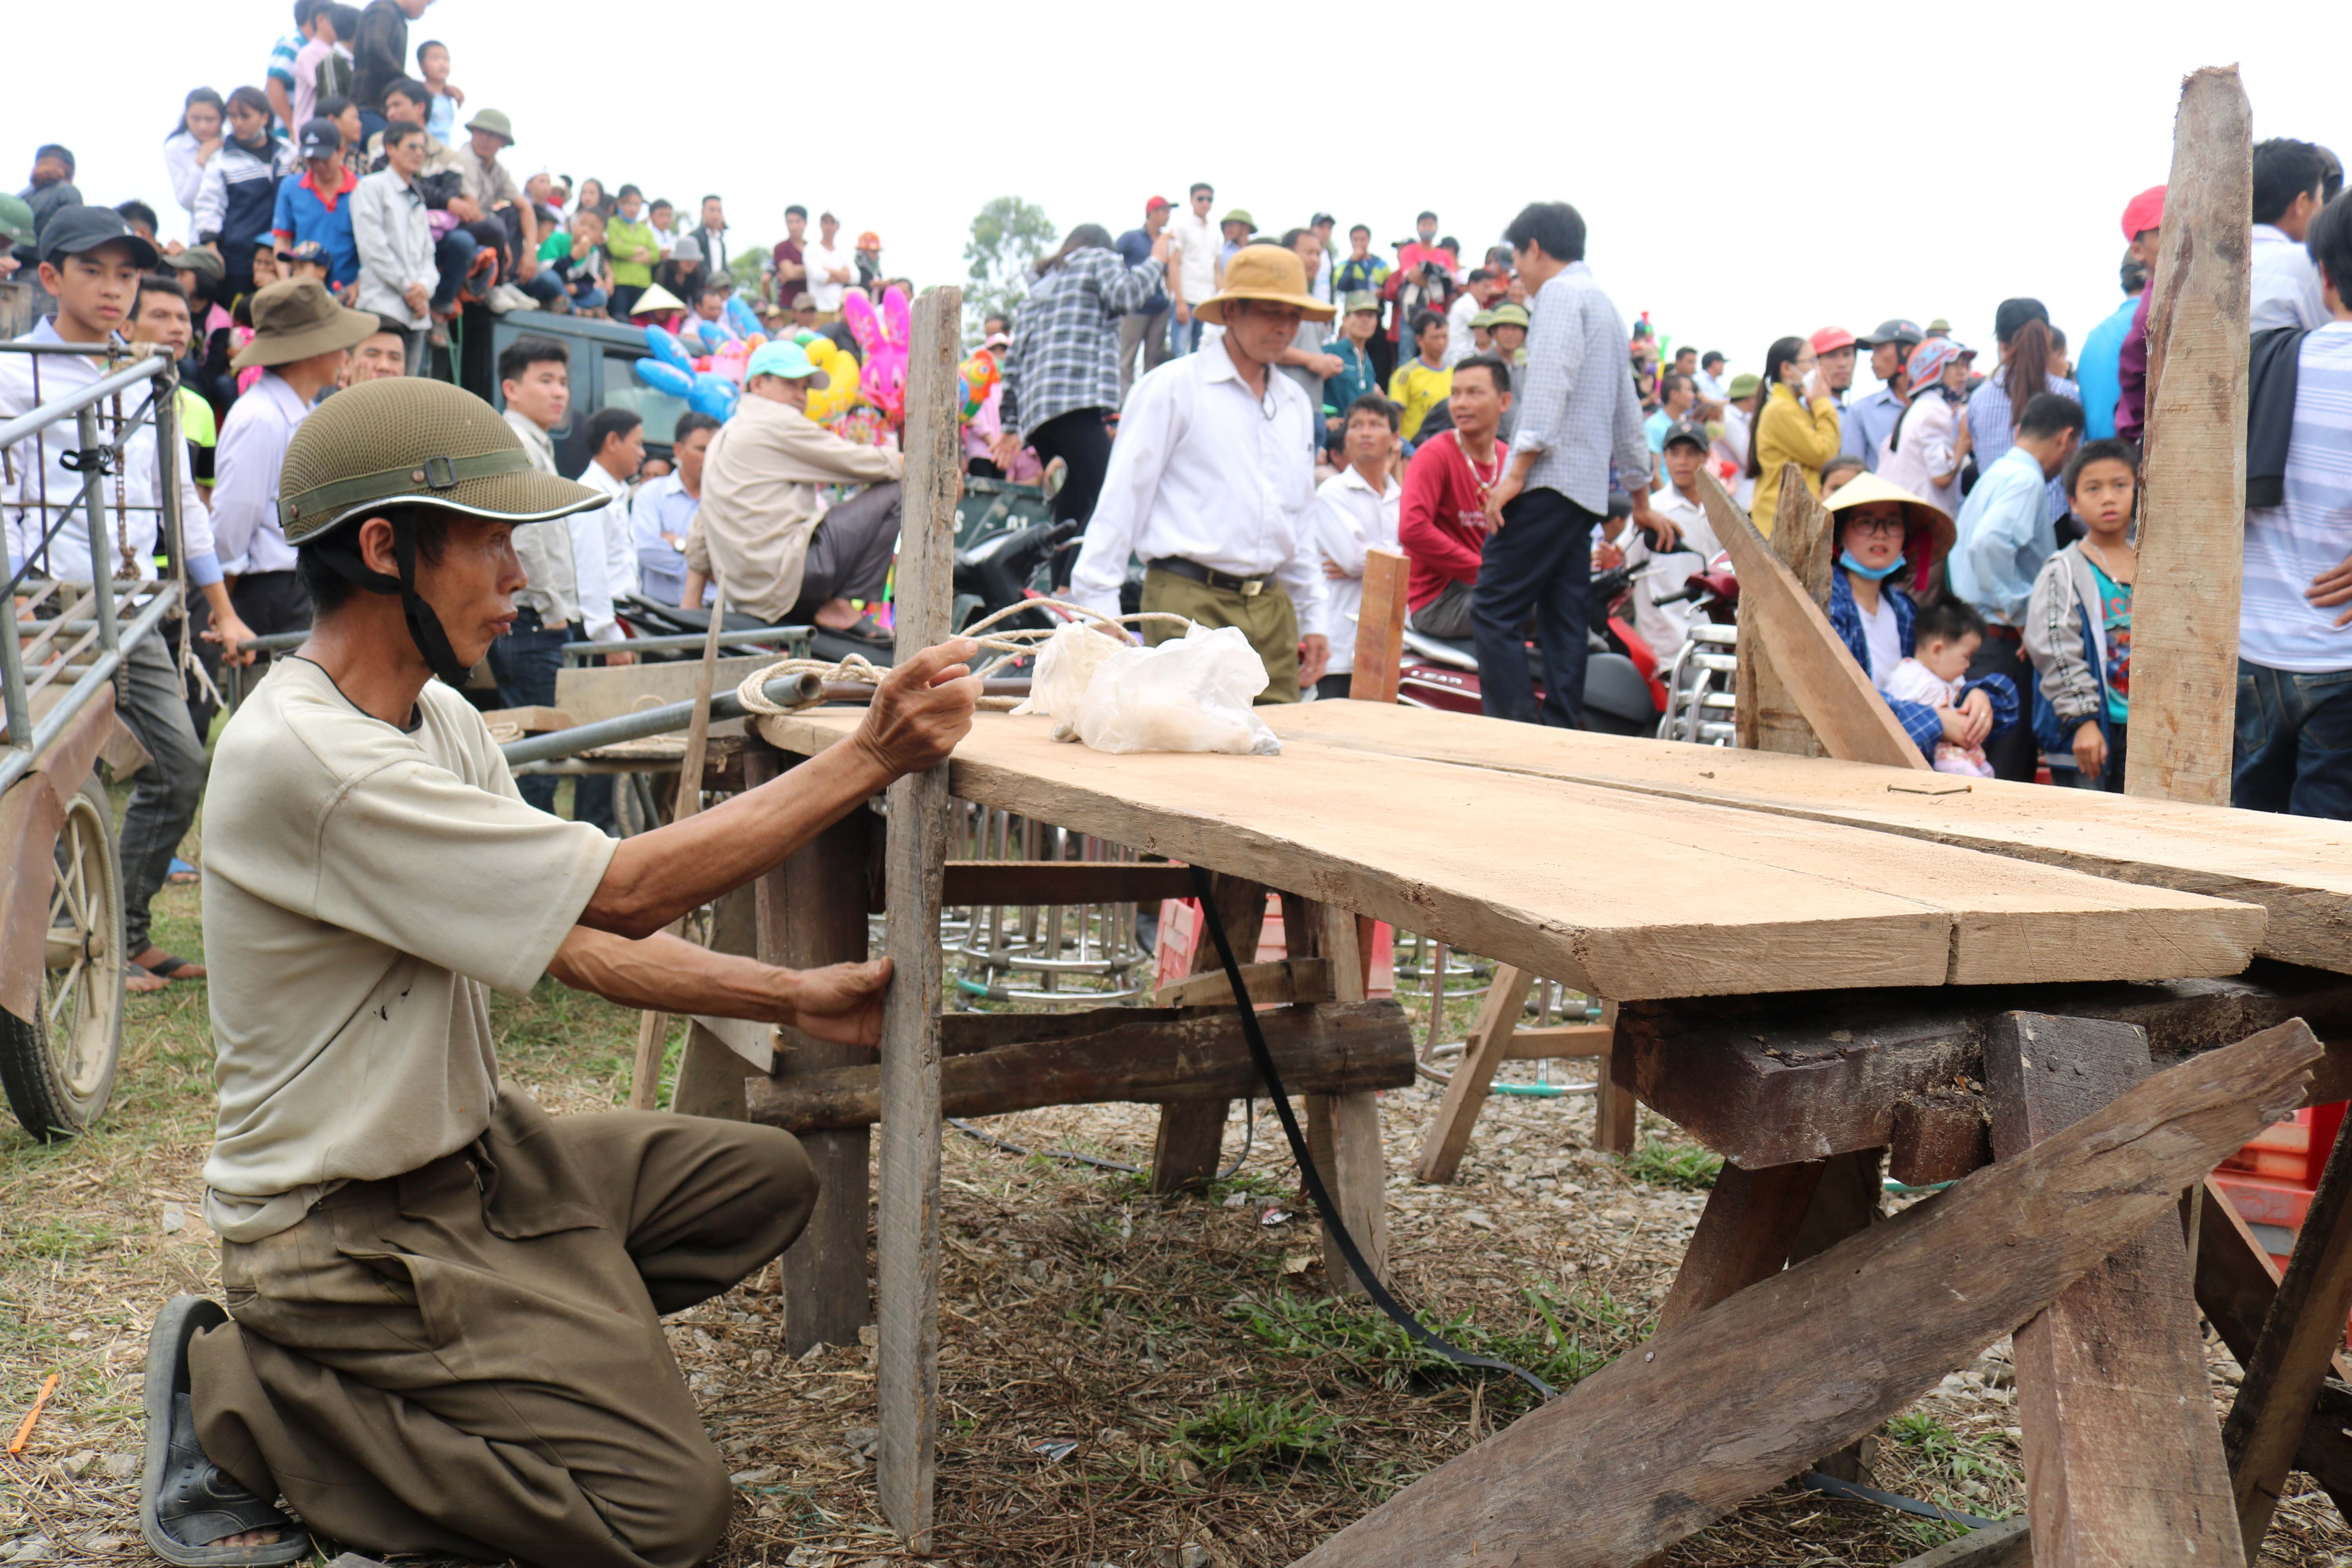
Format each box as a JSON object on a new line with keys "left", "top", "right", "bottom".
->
{"left": 280, "top": 378, "right": 601, "bottom": 686}
{"left": 0, "top": 193, "right": 33, "bottom": 246}
{"left": 278, "top": 377, "right": 599, "bottom": 544}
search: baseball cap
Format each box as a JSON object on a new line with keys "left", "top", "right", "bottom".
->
{"left": 297, "top": 117, "right": 343, "bottom": 159}
{"left": 745, "top": 339, "right": 830, "bottom": 389}
{"left": 1809, "top": 326, "right": 1857, "bottom": 355}
{"left": 37, "top": 205, "right": 159, "bottom": 269}
{"left": 858, "top": 231, "right": 881, "bottom": 249}
{"left": 2121, "top": 184, "right": 2166, "bottom": 241}
{"left": 789, "top": 291, "right": 816, "bottom": 311}
{"left": 275, "top": 238, "right": 328, "bottom": 264}
{"left": 164, "top": 246, "right": 225, "bottom": 284}
{"left": 1857, "top": 318, "right": 1924, "bottom": 350}
{"left": 1661, "top": 419, "right": 1710, "bottom": 454}
{"left": 33, "top": 144, "right": 74, "bottom": 175}
{"left": 1144, "top": 194, "right": 1171, "bottom": 214}
{"left": 1726, "top": 372, "right": 1761, "bottom": 399}
{"left": 1310, "top": 212, "right": 1335, "bottom": 227}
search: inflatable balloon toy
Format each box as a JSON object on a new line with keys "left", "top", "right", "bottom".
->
{"left": 686, "top": 370, "right": 739, "bottom": 421}
{"left": 693, "top": 318, "right": 736, "bottom": 355}
{"left": 708, "top": 338, "right": 751, "bottom": 385}
{"left": 726, "top": 294, "right": 764, "bottom": 341}
{"left": 958, "top": 347, "right": 999, "bottom": 423}
{"left": 632, "top": 357, "right": 696, "bottom": 400}
{"left": 802, "top": 336, "right": 863, "bottom": 424}
{"left": 644, "top": 325, "right": 695, "bottom": 374}
{"left": 842, "top": 286, "right": 911, "bottom": 427}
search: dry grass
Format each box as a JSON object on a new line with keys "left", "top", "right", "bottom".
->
{"left": 5, "top": 895, "right": 2351, "bottom": 1566}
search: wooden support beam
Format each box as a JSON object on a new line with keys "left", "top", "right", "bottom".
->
{"left": 1736, "top": 473, "right": 1835, "bottom": 757}
{"left": 1502, "top": 1021, "right": 1610, "bottom": 1060}
{"left": 1652, "top": 1160, "right": 1826, "bottom": 1333}
{"left": 940, "top": 858, "right": 1195, "bottom": 907}
{"left": 1149, "top": 873, "right": 1266, "bottom": 1193}
{"left": 2224, "top": 1103, "right": 2352, "bottom": 1554}
{"left": 1299, "top": 900, "right": 1390, "bottom": 1292}
{"left": 1700, "top": 469, "right": 1927, "bottom": 771}
{"left": 1349, "top": 546, "right": 1410, "bottom": 704}
{"left": 874, "top": 282, "right": 961, "bottom": 1552}
{"left": 1890, "top": 1519, "right": 2032, "bottom": 1568}
{"left": 752, "top": 753, "right": 875, "bottom": 1356}
{"left": 2127, "top": 65, "right": 2252, "bottom": 807}
{"left": 744, "top": 1000, "right": 1413, "bottom": 1131}
{"left": 1594, "top": 999, "right": 1637, "bottom": 1153}
{"left": 1285, "top": 1020, "right": 2320, "bottom": 1568}
{"left": 1153, "top": 956, "right": 1334, "bottom": 1010}
{"left": 1618, "top": 965, "right": 2352, "bottom": 1170}
{"left": 1985, "top": 1011, "right": 2243, "bottom": 1568}
{"left": 1414, "top": 965, "right": 1537, "bottom": 1184}
{"left": 1888, "top": 1093, "right": 1991, "bottom": 1186}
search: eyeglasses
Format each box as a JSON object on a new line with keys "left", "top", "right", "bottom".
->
{"left": 1844, "top": 515, "right": 1906, "bottom": 537}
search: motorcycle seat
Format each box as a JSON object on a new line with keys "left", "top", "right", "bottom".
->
{"left": 1399, "top": 625, "right": 1479, "bottom": 671}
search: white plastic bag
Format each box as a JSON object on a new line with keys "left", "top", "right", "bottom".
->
{"left": 1073, "top": 624, "right": 1282, "bottom": 756}
{"left": 1009, "top": 620, "right": 1127, "bottom": 741}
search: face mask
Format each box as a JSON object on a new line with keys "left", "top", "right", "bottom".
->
{"left": 1839, "top": 549, "right": 1907, "bottom": 582}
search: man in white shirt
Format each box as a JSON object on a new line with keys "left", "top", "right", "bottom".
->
{"left": 1072, "top": 244, "right": 1332, "bottom": 702}
{"left": 802, "top": 211, "right": 854, "bottom": 318}
{"left": 214, "top": 279, "right": 381, "bottom": 665}
{"left": 580, "top": 406, "right": 645, "bottom": 611}
{"left": 0, "top": 209, "right": 257, "bottom": 988}
{"left": 1617, "top": 420, "right": 1725, "bottom": 662}
{"left": 2251, "top": 137, "right": 2334, "bottom": 332}
{"left": 1311, "top": 393, "right": 1402, "bottom": 698}
{"left": 1164, "top": 182, "right": 1218, "bottom": 358}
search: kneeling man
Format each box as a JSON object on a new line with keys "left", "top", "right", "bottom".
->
{"left": 141, "top": 376, "right": 978, "bottom": 1568}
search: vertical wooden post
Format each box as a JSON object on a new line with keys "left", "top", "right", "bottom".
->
{"left": 1147, "top": 874, "right": 1267, "bottom": 1193}
{"left": 875, "top": 283, "right": 961, "bottom": 1551}
{"left": 1349, "top": 546, "right": 1410, "bottom": 703}
{"left": 1594, "top": 1000, "right": 1638, "bottom": 1154}
{"left": 1652, "top": 1159, "right": 1827, "bottom": 1333}
{"left": 1987, "top": 1011, "right": 2243, "bottom": 1568}
{"left": 1301, "top": 899, "right": 1389, "bottom": 1292}
{"left": 750, "top": 746, "right": 875, "bottom": 1354}
{"left": 2126, "top": 66, "right": 2252, "bottom": 806}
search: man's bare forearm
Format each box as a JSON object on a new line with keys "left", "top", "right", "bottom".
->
{"left": 548, "top": 926, "right": 797, "bottom": 1020}
{"left": 581, "top": 737, "right": 891, "bottom": 938}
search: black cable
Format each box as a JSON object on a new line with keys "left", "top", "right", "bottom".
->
{"left": 1189, "top": 866, "right": 1555, "bottom": 1402}
{"left": 1799, "top": 1470, "right": 1997, "bottom": 1531}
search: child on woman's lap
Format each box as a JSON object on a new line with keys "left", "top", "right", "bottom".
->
{"left": 1885, "top": 597, "right": 1993, "bottom": 776}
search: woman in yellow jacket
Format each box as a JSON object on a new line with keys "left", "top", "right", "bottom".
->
{"left": 1747, "top": 335, "right": 1842, "bottom": 533}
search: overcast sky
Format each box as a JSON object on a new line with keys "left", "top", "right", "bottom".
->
{"left": 9, "top": 4, "right": 2341, "bottom": 386}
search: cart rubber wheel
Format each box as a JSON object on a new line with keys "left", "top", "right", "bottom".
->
{"left": 1, "top": 775, "right": 126, "bottom": 1140}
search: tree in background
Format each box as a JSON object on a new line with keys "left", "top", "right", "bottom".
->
{"left": 727, "top": 245, "right": 766, "bottom": 300}
{"left": 963, "top": 196, "right": 1054, "bottom": 343}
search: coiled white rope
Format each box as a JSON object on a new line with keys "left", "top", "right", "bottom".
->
{"left": 731, "top": 598, "right": 1193, "bottom": 716}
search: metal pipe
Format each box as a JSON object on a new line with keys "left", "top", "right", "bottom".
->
{"left": 74, "top": 407, "right": 120, "bottom": 656}
{"left": 0, "top": 354, "right": 172, "bottom": 449}
{"left": 558, "top": 628, "right": 810, "bottom": 657}
{"left": 0, "top": 583, "right": 178, "bottom": 797}
{"left": 501, "top": 670, "right": 825, "bottom": 768}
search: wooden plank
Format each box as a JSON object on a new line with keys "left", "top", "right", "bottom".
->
{"left": 1891, "top": 1519, "right": 2033, "bottom": 1568}
{"left": 873, "top": 283, "right": 962, "bottom": 1551}
{"left": 940, "top": 858, "right": 1195, "bottom": 907}
{"left": 744, "top": 999, "right": 1413, "bottom": 1131}
{"left": 1737, "top": 471, "right": 1835, "bottom": 757}
{"left": 751, "top": 753, "right": 875, "bottom": 1357}
{"left": 2127, "top": 66, "right": 2252, "bottom": 808}
{"left": 754, "top": 711, "right": 2263, "bottom": 1000}
{"left": 1622, "top": 969, "right": 2352, "bottom": 1169}
{"left": 1984, "top": 1011, "right": 2243, "bottom": 1568}
{"left": 1503, "top": 1021, "right": 1611, "bottom": 1060}
{"left": 670, "top": 886, "right": 759, "bottom": 1120}
{"left": 1300, "top": 900, "right": 1388, "bottom": 1292}
{"left": 1415, "top": 965, "right": 1536, "bottom": 1184}
{"left": 1285, "top": 1019, "right": 2320, "bottom": 1568}
{"left": 1701, "top": 468, "right": 1927, "bottom": 771}
{"left": 478, "top": 704, "right": 576, "bottom": 735}
{"left": 553, "top": 653, "right": 773, "bottom": 730}
{"left": 1152, "top": 956, "right": 1334, "bottom": 1009}
{"left": 2223, "top": 1103, "right": 2352, "bottom": 1553}
{"left": 1348, "top": 546, "right": 1410, "bottom": 703}
{"left": 1595, "top": 999, "right": 1637, "bottom": 1153}
{"left": 1652, "top": 1159, "right": 1826, "bottom": 1333}
{"left": 1149, "top": 873, "right": 1266, "bottom": 1193}
{"left": 1264, "top": 699, "right": 2352, "bottom": 974}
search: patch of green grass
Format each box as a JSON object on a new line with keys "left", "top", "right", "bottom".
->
{"left": 1620, "top": 1140, "right": 1722, "bottom": 1190}
{"left": 1884, "top": 1410, "right": 2019, "bottom": 1537}
{"left": 2, "top": 1217, "right": 115, "bottom": 1261}
{"left": 1171, "top": 1392, "right": 1338, "bottom": 1476}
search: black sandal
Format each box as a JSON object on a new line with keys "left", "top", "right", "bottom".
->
{"left": 140, "top": 1296, "right": 311, "bottom": 1566}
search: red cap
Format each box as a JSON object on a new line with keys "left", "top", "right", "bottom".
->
{"left": 1808, "top": 326, "right": 1856, "bottom": 355}
{"left": 2121, "top": 184, "right": 2165, "bottom": 241}
{"left": 1145, "top": 194, "right": 1172, "bottom": 213}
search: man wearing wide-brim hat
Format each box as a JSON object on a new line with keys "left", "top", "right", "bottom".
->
{"left": 1069, "top": 242, "right": 1336, "bottom": 700}
{"left": 137, "top": 374, "right": 980, "bottom": 1568}
{"left": 211, "top": 279, "right": 380, "bottom": 672}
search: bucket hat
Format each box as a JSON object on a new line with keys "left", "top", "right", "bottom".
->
{"left": 278, "top": 377, "right": 602, "bottom": 546}
{"left": 463, "top": 108, "right": 515, "bottom": 145}
{"left": 1195, "top": 244, "right": 1334, "bottom": 326}
{"left": 231, "top": 279, "right": 379, "bottom": 370}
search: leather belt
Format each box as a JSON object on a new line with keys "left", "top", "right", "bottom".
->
{"left": 1150, "top": 556, "right": 1267, "bottom": 596}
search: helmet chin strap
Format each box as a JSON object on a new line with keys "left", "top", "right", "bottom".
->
{"left": 317, "top": 519, "right": 475, "bottom": 689}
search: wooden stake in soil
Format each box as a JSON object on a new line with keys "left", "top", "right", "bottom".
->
{"left": 875, "top": 283, "right": 961, "bottom": 1551}
{"left": 2126, "top": 66, "right": 2252, "bottom": 806}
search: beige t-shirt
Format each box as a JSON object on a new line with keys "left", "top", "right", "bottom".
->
{"left": 200, "top": 657, "right": 617, "bottom": 1241}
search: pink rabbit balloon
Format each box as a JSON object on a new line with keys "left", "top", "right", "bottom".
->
{"left": 842, "top": 286, "right": 912, "bottom": 427}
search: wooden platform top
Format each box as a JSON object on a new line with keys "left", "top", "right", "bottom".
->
{"left": 756, "top": 709, "right": 2263, "bottom": 1001}
{"left": 1265, "top": 702, "right": 2352, "bottom": 976}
